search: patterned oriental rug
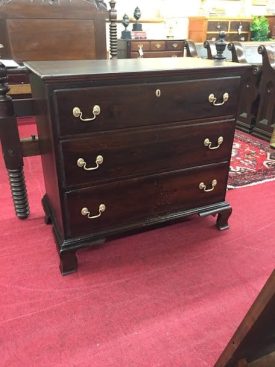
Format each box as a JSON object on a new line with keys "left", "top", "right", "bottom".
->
{"left": 228, "top": 131, "right": 275, "bottom": 188}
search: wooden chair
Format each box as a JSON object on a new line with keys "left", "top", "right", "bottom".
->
{"left": 0, "top": 0, "right": 118, "bottom": 219}
{"left": 183, "top": 39, "right": 216, "bottom": 60}
{"left": 182, "top": 40, "right": 199, "bottom": 57}
{"left": 203, "top": 40, "right": 217, "bottom": 59}
{"left": 252, "top": 45, "right": 275, "bottom": 146}
{"left": 227, "top": 42, "right": 262, "bottom": 134}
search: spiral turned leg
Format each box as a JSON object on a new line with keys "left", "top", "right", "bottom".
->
{"left": 8, "top": 168, "right": 29, "bottom": 219}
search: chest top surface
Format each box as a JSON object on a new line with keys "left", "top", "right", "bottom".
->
{"left": 24, "top": 57, "right": 250, "bottom": 82}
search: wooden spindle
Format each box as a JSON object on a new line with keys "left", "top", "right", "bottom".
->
{"left": 109, "top": 0, "right": 118, "bottom": 59}
{"left": 0, "top": 62, "right": 29, "bottom": 219}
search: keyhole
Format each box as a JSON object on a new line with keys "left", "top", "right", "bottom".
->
{"left": 156, "top": 89, "right": 161, "bottom": 97}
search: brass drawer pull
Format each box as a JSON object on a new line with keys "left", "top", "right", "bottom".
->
{"left": 155, "top": 43, "right": 161, "bottom": 49}
{"left": 172, "top": 43, "right": 178, "bottom": 48}
{"left": 73, "top": 105, "right": 101, "bottom": 122}
{"left": 204, "top": 136, "right": 224, "bottom": 150}
{"left": 199, "top": 179, "right": 217, "bottom": 192}
{"left": 208, "top": 93, "right": 229, "bottom": 106}
{"left": 138, "top": 44, "right": 144, "bottom": 57}
{"left": 81, "top": 204, "right": 106, "bottom": 219}
{"left": 77, "top": 155, "right": 103, "bottom": 171}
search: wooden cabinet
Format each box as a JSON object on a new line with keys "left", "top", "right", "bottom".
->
{"left": 25, "top": 58, "right": 249, "bottom": 275}
{"left": 266, "top": 15, "right": 275, "bottom": 38}
{"left": 124, "top": 39, "right": 185, "bottom": 58}
{"left": 188, "top": 17, "right": 251, "bottom": 43}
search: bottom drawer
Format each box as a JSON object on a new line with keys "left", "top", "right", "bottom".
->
{"left": 64, "top": 163, "right": 229, "bottom": 238}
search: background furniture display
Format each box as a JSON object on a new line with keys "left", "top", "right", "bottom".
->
{"left": 118, "top": 39, "right": 185, "bottom": 58}
{"left": 12, "top": 57, "right": 249, "bottom": 274}
{"left": 226, "top": 43, "right": 275, "bottom": 146}
{"left": 188, "top": 17, "right": 252, "bottom": 43}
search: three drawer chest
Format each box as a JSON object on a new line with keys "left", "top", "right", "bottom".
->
{"left": 25, "top": 58, "right": 249, "bottom": 274}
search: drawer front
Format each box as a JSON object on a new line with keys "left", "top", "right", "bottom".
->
{"left": 166, "top": 40, "right": 184, "bottom": 51}
{"left": 130, "top": 51, "right": 183, "bottom": 58}
{"left": 54, "top": 77, "right": 240, "bottom": 136}
{"left": 65, "top": 163, "right": 229, "bottom": 238}
{"left": 60, "top": 120, "right": 234, "bottom": 188}
{"left": 230, "top": 21, "right": 250, "bottom": 32}
{"left": 207, "top": 21, "right": 229, "bottom": 32}
{"left": 7, "top": 73, "right": 29, "bottom": 84}
{"left": 150, "top": 40, "right": 166, "bottom": 51}
{"left": 129, "top": 41, "right": 150, "bottom": 52}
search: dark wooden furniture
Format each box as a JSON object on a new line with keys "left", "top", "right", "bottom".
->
{"left": 0, "top": 0, "right": 108, "bottom": 62}
{"left": 6, "top": 66, "right": 31, "bottom": 99}
{"left": 188, "top": 17, "right": 251, "bottom": 43}
{"left": 16, "top": 57, "right": 249, "bottom": 274}
{"left": 215, "top": 269, "right": 275, "bottom": 367}
{"left": 227, "top": 42, "right": 262, "bottom": 134}
{"left": 252, "top": 45, "right": 275, "bottom": 146}
{"left": 124, "top": 39, "right": 185, "bottom": 58}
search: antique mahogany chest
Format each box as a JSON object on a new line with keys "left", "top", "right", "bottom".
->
{"left": 25, "top": 58, "right": 249, "bottom": 275}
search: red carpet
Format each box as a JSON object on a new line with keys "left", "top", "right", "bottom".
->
{"left": 228, "top": 130, "right": 275, "bottom": 188}
{"left": 1, "top": 123, "right": 275, "bottom": 367}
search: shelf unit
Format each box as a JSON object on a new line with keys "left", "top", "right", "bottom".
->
{"left": 188, "top": 16, "right": 252, "bottom": 43}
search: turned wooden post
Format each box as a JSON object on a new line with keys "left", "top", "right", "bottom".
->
{"left": 203, "top": 40, "right": 217, "bottom": 60}
{"left": 183, "top": 40, "right": 198, "bottom": 57}
{"left": 0, "top": 62, "right": 29, "bottom": 219}
{"left": 109, "top": 0, "right": 117, "bottom": 59}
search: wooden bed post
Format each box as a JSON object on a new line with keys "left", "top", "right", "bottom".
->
{"left": 109, "top": 0, "right": 118, "bottom": 59}
{"left": 0, "top": 63, "right": 29, "bottom": 219}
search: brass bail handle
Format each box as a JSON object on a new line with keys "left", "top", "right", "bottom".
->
{"left": 208, "top": 92, "right": 229, "bottom": 106}
{"left": 199, "top": 179, "right": 217, "bottom": 192}
{"left": 73, "top": 105, "right": 101, "bottom": 122}
{"left": 204, "top": 136, "right": 224, "bottom": 150}
{"left": 77, "top": 155, "right": 104, "bottom": 171}
{"left": 81, "top": 204, "right": 106, "bottom": 219}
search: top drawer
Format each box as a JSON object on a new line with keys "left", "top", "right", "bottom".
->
{"left": 53, "top": 77, "right": 241, "bottom": 137}
{"left": 207, "top": 21, "right": 229, "bottom": 32}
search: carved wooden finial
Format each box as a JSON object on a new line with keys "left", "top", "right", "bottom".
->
{"left": 0, "top": 62, "right": 12, "bottom": 118}
{"left": 214, "top": 31, "right": 227, "bottom": 60}
{"left": 109, "top": 0, "right": 117, "bottom": 59}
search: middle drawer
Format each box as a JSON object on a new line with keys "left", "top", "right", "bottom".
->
{"left": 60, "top": 120, "right": 234, "bottom": 188}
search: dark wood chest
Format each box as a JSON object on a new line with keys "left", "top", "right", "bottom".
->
{"left": 25, "top": 58, "right": 249, "bottom": 275}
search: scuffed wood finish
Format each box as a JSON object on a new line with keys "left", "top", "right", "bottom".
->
{"left": 25, "top": 58, "right": 249, "bottom": 274}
